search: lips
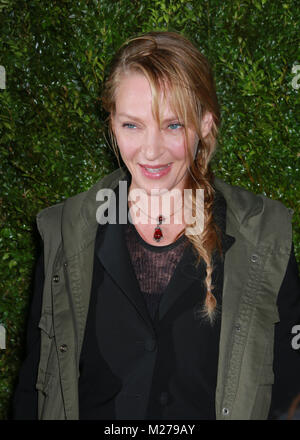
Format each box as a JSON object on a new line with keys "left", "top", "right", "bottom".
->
{"left": 140, "top": 163, "right": 171, "bottom": 171}
{"left": 139, "top": 163, "right": 172, "bottom": 179}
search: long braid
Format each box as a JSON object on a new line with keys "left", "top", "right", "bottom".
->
{"left": 183, "top": 155, "right": 222, "bottom": 324}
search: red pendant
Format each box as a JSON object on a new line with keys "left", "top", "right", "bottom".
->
{"left": 154, "top": 226, "right": 163, "bottom": 242}
{"left": 153, "top": 215, "right": 164, "bottom": 242}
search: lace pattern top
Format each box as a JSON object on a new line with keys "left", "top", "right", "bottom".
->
{"left": 124, "top": 222, "right": 189, "bottom": 321}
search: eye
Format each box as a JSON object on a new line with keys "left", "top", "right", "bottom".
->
{"left": 122, "top": 123, "right": 137, "bottom": 129}
{"left": 168, "top": 123, "right": 183, "bottom": 130}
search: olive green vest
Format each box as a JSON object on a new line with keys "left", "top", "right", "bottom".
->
{"left": 35, "top": 167, "right": 293, "bottom": 420}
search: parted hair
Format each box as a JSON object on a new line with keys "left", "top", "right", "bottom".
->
{"left": 102, "top": 31, "right": 222, "bottom": 323}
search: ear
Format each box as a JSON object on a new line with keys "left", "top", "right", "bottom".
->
{"left": 200, "top": 111, "right": 213, "bottom": 138}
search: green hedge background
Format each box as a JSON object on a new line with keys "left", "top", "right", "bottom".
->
{"left": 0, "top": 0, "right": 299, "bottom": 420}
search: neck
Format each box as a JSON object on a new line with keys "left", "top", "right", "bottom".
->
{"left": 128, "top": 185, "right": 186, "bottom": 226}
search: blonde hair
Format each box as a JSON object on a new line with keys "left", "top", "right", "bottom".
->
{"left": 102, "top": 31, "right": 222, "bottom": 323}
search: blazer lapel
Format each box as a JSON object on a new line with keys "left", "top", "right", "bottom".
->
{"left": 95, "top": 220, "right": 156, "bottom": 336}
{"left": 158, "top": 189, "right": 235, "bottom": 322}
{"left": 158, "top": 242, "right": 204, "bottom": 320}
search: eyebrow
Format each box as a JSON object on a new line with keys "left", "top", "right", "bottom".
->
{"left": 116, "top": 113, "right": 181, "bottom": 124}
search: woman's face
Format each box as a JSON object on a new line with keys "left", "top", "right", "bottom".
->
{"left": 111, "top": 72, "right": 209, "bottom": 195}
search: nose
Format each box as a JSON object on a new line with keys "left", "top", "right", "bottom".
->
{"left": 141, "top": 127, "right": 164, "bottom": 161}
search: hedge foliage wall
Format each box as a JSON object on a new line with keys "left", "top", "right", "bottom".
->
{"left": 0, "top": 0, "right": 299, "bottom": 419}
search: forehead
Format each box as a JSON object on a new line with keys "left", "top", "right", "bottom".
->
{"left": 114, "top": 72, "right": 177, "bottom": 118}
{"left": 115, "top": 72, "right": 152, "bottom": 106}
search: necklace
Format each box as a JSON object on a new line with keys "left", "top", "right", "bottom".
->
{"left": 129, "top": 198, "right": 185, "bottom": 243}
{"left": 154, "top": 215, "right": 165, "bottom": 242}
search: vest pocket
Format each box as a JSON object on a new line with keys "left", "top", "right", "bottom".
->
{"left": 251, "top": 366, "right": 274, "bottom": 419}
{"left": 251, "top": 383, "right": 273, "bottom": 419}
{"left": 259, "top": 364, "right": 274, "bottom": 385}
{"left": 36, "top": 372, "right": 54, "bottom": 396}
{"left": 249, "top": 363, "right": 274, "bottom": 419}
{"left": 36, "top": 372, "right": 63, "bottom": 420}
{"left": 36, "top": 311, "right": 57, "bottom": 418}
{"left": 38, "top": 312, "right": 54, "bottom": 338}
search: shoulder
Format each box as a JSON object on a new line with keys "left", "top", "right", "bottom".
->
{"left": 214, "top": 176, "right": 293, "bottom": 220}
{"left": 36, "top": 167, "right": 127, "bottom": 237}
{"left": 214, "top": 176, "right": 293, "bottom": 248}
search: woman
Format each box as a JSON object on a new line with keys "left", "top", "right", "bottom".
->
{"left": 13, "top": 31, "right": 300, "bottom": 420}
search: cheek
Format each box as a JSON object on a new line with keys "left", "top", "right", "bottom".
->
{"left": 177, "top": 132, "right": 198, "bottom": 163}
{"left": 165, "top": 136, "right": 188, "bottom": 161}
{"left": 115, "top": 132, "right": 140, "bottom": 160}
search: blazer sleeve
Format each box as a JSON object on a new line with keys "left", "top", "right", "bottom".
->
{"left": 268, "top": 244, "right": 300, "bottom": 419}
{"left": 12, "top": 243, "right": 44, "bottom": 420}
